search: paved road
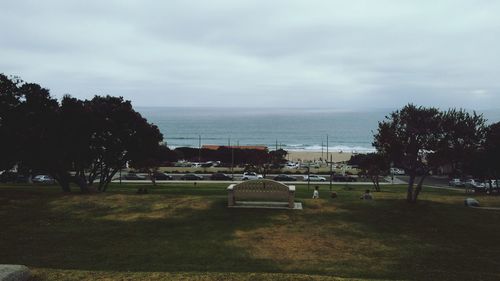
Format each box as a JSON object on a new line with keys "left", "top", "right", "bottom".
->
{"left": 394, "top": 176, "right": 466, "bottom": 192}
{"left": 114, "top": 173, "right": 379, "bottom": 183}
{"left": 112, "top": 179, "right": 388, "bottom": 185}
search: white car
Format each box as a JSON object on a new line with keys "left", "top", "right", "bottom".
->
{"left": 303, "top": 175, "right": 326, "bottom": 182}
{"left": 241, "top": 172, "right": 263, "bottom": 180}
{"left": 390, "top": 168, "right": 405, "bottom": 175}
{"left": 32, "top": 175, "right": 55, "bottom": 184}
{"left": 285, "top": 162, "right": 299, "bottom": 169}
{"left": 449, "top": 178, "right": 464, "bottom": 187}
{"left": 465, "top": 179, "right": 485, "bottom": 189}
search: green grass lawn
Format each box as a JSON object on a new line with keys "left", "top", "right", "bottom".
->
{"left": 1, "top": 183, "right": 500, "bottom": 281}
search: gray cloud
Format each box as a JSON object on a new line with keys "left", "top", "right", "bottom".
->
{"left": 1, "top": 0, "right": 500, "bottom": 109}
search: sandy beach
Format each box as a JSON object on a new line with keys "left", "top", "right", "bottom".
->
{"left": 286, "top": 151, "right": 354, "bottom": 163}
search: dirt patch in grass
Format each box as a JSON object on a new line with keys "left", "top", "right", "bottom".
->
{"left": 48, "top": 194, "right": 212, "bottom": 221}
{"left": 229, "top": 199, "right": 395, "bottom": 273}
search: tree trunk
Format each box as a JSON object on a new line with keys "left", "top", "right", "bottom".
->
{"left": 54, "top": 171, "right": 71, "bottom": 192}
{"left": 371, "top": 175, "right": 380, "bottom": 192}
{"left": 371, "top": 176, "right": 377, "bottom": 190}
{"left": 101, "top": 166, "right": 120, "bottom": 192}
{"left": 407, "top": 173, "right": 416, "bottom": 203}
{"left": 149, "top": 170, "right": 156, "bottom": 186}
{"left": 412, "top": 175, "right": 427, "bottom": 202}
{"left": 73, "top": 174, "right": 90, "bottom": 193}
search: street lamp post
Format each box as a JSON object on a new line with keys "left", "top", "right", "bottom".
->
{"left": 307, "top": 165, "right": 310, "bottom": 191}
{"left": 329, "top": 154, "right": 333, "bottom": 191}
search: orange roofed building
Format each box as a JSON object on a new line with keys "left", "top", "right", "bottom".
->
{"left": 202, "top": 145, "right": 268, "bottom": 151}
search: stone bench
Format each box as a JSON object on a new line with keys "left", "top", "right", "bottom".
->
{"left": 227, "top": 179, "right": 296, "bottom": 209}
{"left": 0, "top": 265, "right": 30, "bottom": 281}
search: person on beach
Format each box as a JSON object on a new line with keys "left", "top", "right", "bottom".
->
{"left": 312, "top": 186, "right": 319, "bottom": 199}
{"left": 360, "top": 189, "right": 373, "bottom": 200}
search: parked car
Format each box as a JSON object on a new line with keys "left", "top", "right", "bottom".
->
{"left": 241, "top": 172, "right": 263, "bottom": 180}
{"left": 285, "top": 162, "right": 299, "bottom": 169}
{"left": 0, "top": 172, "right": 30, "bottom": 183}
{"left": 390, "top": 168, "right": 405, "bottom": 175}
{"left": 449, "top": 178, "right": 464, "bottom": 187}
{"left": 465, "top": 179, "right": 485, "bottom": 190}
{"left": 484, "top": 179, "right": 500, "bottom": 192}
{"left": 332, "top": 174, "right": 357, "bottom": 182}
{"left": 273, "top": 174, "right": 297, "bottom": 181}
{"left": 153, "top": 172, "right": 173, "bottom": 180}
{"left": 32, "top": 175, "right": 55, "bottom": 184}
{"left": 123, "top": 173, "right": 146, "bottom": 180}
{"left": 181, "top": 173, "right": 203, "bottom": 180}
{"left": 303, "top": 175, "right": 326, "bottom": 182}
{"left": 210, "top": 173, "right": 233, "bottom": 180}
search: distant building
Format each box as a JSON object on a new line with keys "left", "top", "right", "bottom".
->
{"left": 202, "top": 145, "right": 268, "bottom": 151}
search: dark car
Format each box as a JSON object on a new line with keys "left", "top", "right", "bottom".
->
{"left": 273, "top": 174, "right": 297, "bottom": 181}
{"left": 181, "top": 173, "right": 203, "bottom": 180}
{"left": 0, "top": 172, "right": 29, "bottom": 183}
{"left": 332, "top": 174, "right": 357, "bottom": 182}
{"left": 210, "top": 173, "right": 232, "bottom": 180}
{"left": 153, "top": 172, "right": 173, "bottom": 180}
{"left": 123, "top": 173, "right": 146, "bottom": 180}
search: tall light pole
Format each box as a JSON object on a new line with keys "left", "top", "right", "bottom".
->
{"left": 326, "top": 134, "right": 329, "bottom": 162}
{"left": 321, "top": 141, "right": 324, "bottom": 160}
{"left": 329, "top": 154, "right": 333, "bottom": 191}
{"left": 198, "top": 135, "right": 201, "bottom": 163}
{"left": 231, "top": 141, "right": 235, "bottom": 179}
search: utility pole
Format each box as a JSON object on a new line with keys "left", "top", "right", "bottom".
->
{"left": 329, "top": 154, "right": 333, "bottom": 191}
{"left": 326, "top": 134, "right": 329, "bottom": 161}
{"left": 231, "top": 138, "right": 234, "bottom": 180}
{"left": 321, "top": 141, "right": 324, "bottom": 160}
{"left": 307, "top": 165, "right": 311, "bottom": 191}
{"left": 198, "top": 135, "right": 201, "bottom": 163}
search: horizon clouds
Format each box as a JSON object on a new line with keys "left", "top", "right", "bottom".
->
{"left": 1, "top": 0, "right": 500, "bottom": 109}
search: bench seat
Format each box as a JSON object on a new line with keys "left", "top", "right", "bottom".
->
{"left": 227, "top": 179, "right": 295, "bottom": 209}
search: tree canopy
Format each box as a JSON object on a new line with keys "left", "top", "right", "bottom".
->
{"left": 373, "top": 104, "right": 487, "bottom": 202}
{"left": 0, "top": 74, "right": 164, "bottom": 192}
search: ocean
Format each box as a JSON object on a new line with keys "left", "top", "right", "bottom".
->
{"left": 138, "top": 107, "right": 500, "bottom": 153}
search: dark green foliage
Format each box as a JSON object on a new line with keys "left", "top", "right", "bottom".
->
{"left": 373, "top": 104, "right": 487, "bottom": 202}
{"left": 374, "top": 104, "right": 441, "bottom": 202}
{"left": 432, "top": 109, "right": 487, "bottom": 176}
{"left": 348, "top": 153, "right": 389, "bottom": 191}
{"left": 0, "top": 74, "right": 164, "bottom": 192}
{"left": 173, "top": 147, "right": 287, "bottom": 167}
{"left": 483, "top": 122, "right": 500, "bottom": 182}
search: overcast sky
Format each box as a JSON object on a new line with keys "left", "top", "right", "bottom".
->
{"left": 1, "top": 0, "right": 499, "bottom": 109}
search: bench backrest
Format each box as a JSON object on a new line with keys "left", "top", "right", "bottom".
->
{"left": 232, "top": 179, "right": 291, "bottom": 201}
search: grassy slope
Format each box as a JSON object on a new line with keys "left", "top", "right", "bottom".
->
{"left": 1, "top": 183, "right": 499, "bottom": 281}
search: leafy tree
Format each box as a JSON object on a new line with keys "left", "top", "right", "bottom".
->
{"left": 57, "top": 96, "right": 95, "bottom": 192}
{"left": 483, "top": 122, "right": 500, "bottom": 189}
{"left": 85, "top": 96, "right": 164, "bottom": 192}
{"left": 269, "top": 149, "right": 288, "bottom": 168}
{"left": 130, "top": 145, "right": 177, "bottom": 192}
{"left": 374, "top": 104, "right": 441, "bottom": 202}
{"left": 433, "top": 109, "right": 486, "bottom": 176}
{"left": 0, "top": 74, "right": 23, "bottom": 171}
{"left": 348, "top": 153, "right": 389, "bottom": 191}
{"left": 1, "top": 75, "right": 166, "bottom": 193}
